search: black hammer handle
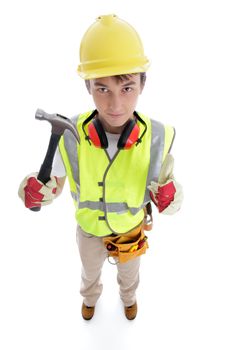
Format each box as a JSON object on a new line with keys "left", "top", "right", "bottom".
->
{"left": 30, "top": 133, "right": 61, "bottom": 212}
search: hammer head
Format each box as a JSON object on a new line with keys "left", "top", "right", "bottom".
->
{"left": 35, "top": 108, "right": 80, "bottom": 142}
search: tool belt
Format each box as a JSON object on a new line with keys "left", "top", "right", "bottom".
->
{"left": 103, "top": 224, "right": 149, "bottom": 264}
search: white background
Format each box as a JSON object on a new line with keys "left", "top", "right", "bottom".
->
{"left": 1, "top": 0, "right": 233, "bottom": 349}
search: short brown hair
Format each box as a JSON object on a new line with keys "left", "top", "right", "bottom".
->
{"left": 110, "top": 73, "right": 146, "bottom": 85}
{"left": 85, "top": 72, "right": 146, "bottom": 91}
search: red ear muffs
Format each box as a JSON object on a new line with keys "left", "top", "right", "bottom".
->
{"left": 88, "top": 118, "right": 108, "bottom": 148}
{"left": 117, "top": 119, "right": 140, "bottom": 149}
{"left": 88, "top": 118, "right": 139, "bottom": 150}
{"left": 84, "top": 110, "right": 144, "bottom": 150}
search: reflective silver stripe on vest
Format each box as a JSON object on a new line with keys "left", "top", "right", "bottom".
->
{"left": 63, "top": 115, "right": 80, "bottom": 185}
{"left": 71, "top": 190, "right": 80, "bottom": 203}
{"left": 76, "top": 200, "right": 144, "bottom": 215}
{"left": 143, "top": 119, "right": 165, "bottom": 205}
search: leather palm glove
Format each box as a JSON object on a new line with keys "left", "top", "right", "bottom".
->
{"left": 148, "top": 154, "right": 183, "bottom": 214}
{"left": 18, "top": 173, "right": 57, "bottom": 209}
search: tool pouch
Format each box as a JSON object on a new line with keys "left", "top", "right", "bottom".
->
{"left": 103, "top": 225, "right": 149, "bottom": 264}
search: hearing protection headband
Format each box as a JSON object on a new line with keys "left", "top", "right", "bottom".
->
{"left": 82, "top": 109, "right": 147, "bottom": 149}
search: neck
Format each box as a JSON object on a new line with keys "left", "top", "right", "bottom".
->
{"left": 97, "top": 113, "right": 133, "bottom": 134}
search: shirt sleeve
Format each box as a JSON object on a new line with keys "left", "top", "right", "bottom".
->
{"left": 51, "top": 148, "right": 67, "bottom": 177}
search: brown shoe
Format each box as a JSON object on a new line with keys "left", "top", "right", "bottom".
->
{"left": 81, "top": 302, "right": 95, "bottom": 320}
{"left": 124, "top": 302, "right": 137, "bottom": 320}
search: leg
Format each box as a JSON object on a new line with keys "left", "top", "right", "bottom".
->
{"left": 116, "top": 257, "right": 141, "bottom": 307}
{"left": 76, "top": 225, "right": 107, "bottom": 306}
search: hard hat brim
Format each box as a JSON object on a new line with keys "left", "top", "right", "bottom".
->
{"left": 77, "top": 61, "right": 150, "bottom": 80}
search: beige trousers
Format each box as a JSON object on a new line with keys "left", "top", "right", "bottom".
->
{"left": 76, "top": 225, "right": 140, "bottom": 307}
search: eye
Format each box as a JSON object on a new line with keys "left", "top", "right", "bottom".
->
{"left": 122, "top": 87, "right": 133, "bottom": 93}
{"left": 97, "top": 87, "right": 109, "bottom": 93}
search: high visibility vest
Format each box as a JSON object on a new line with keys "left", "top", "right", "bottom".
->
{"left": 59, "top": 110, "right": 175, "bottom": 236}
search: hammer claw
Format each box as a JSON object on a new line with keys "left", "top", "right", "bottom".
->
{"left": 35, "top": 108, "right": 80, "bottom": 143}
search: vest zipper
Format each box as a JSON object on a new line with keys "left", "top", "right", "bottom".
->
{"left": 104, "top": 149, "right": 111, "bottom": 162}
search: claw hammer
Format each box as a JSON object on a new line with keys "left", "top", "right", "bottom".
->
{"left": 31, "top": 109, "right": 79, "bottom": 211}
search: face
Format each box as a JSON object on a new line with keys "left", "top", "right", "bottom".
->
{"left": 87, "top": 74, "right": 144, "bottom": 133}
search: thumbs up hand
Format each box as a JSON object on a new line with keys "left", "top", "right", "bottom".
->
{"left": 148, "top": 154, "right": 183, "bottom": 214}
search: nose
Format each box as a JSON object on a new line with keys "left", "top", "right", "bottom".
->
{"left": 108, "top": 93, "right": 122, "bottom": 112}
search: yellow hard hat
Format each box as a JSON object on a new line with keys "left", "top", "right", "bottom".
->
{"left": 77, "top": 14, "right": 150, "bottom": 79}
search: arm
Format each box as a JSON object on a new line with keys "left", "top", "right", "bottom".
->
{"left": 55, "top": 176, "right": 66, "bottom": 197}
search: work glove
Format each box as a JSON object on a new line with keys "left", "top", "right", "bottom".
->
{"left": 18, "top": 173, "right": 57, "bottom": 209}
{"left": 148, "top": 154, "right": 183, "bottom": 214}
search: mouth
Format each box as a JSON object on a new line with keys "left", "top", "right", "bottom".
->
{"left": 108, "top": 113, "right": 124, "bottom": 118}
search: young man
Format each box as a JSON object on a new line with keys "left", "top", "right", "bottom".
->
{"left": 18, "top": 14, "right": 183, "bottom": 321}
